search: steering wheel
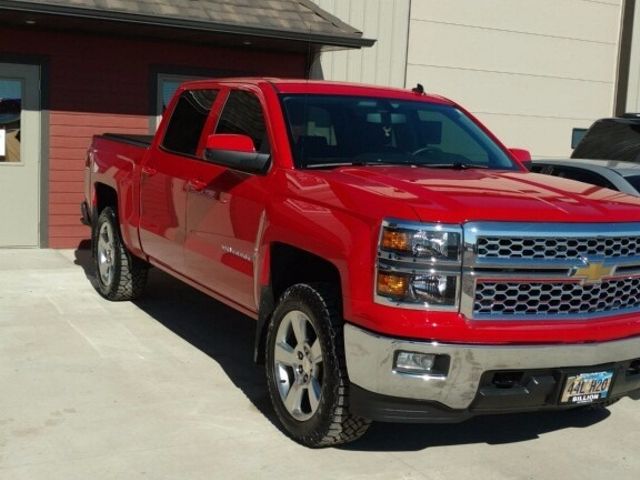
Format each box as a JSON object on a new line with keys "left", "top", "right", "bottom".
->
{"left": 411, "top": 146, "right": 443, "bottom": 157}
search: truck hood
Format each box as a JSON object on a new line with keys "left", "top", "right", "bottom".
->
{"left": 291, "top": 166, "right": 640, "bottom": 224}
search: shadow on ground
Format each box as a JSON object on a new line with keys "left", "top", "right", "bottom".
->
{"left": 74, "top": 248, "right": 612, "bottom": 452}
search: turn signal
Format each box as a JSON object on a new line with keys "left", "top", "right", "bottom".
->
{"left": 377, "top": 272, "right": 409, "bottom": 297}
{"left": 381, "top": 229, "right": 412, "bottom": 253}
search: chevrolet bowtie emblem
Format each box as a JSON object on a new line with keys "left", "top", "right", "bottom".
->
{"left": 573, "top": 260, "right": 614, "bottom": 284}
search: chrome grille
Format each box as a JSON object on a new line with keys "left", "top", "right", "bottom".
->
{"left": 474, "top": 278, "right": 640, "bottom": 316}
{"left": 477, "top": 236, "right": 640, "bottom": 259}
{"left": 461, "top": 222, "right": 640, "bottom": 320}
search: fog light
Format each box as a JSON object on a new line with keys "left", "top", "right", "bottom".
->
{"left": 395, "top": 351, "right": 436, "bottom": 374}
{"left": 377, "top": 270, "right": 458, "bottom": 305}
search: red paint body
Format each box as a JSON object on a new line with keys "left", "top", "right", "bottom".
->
{"left": 86, "top": 79, "right": 640, "bottom": 344}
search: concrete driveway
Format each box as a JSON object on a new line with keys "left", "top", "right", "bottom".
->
{"left": 1, "top": 249, "right": 639, "bottom": 480}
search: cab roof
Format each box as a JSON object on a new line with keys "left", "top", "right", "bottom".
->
{"left": 181, "top": 77, "right": 455, "bottom": 105}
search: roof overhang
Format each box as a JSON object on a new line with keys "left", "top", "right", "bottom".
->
{"left": 0, "top": 0, "right": 375, "bottom": 50}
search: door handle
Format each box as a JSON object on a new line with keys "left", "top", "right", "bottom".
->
{"left": 141, "top": 166, "right": 157, "bottom": 177}
{"left": 187, "top": 179, "right": 208, "bottom": 192}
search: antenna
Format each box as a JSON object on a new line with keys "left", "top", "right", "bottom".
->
{"left": 412, "top": 83, "right": 425, "bottom": 95}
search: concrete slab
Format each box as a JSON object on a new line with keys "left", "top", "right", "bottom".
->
{"left": 1, "top": 249, "right": 639, "bottom": 479}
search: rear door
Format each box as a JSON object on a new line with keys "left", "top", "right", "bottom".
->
{"left": 184, "top": 88, "right": 272, "bottom": 310}
{"left": 139, "top": 88, "right": 219, "bottom": 272}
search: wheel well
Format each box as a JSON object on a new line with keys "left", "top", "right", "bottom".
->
{"left": 254, "top": 243, "right": 343, "bottom": 364}
{"left": 94, "top": 183, "right": 117, "bottom": 214}
{"left": 270, "top": 243, "right": 342, "bottom": 302}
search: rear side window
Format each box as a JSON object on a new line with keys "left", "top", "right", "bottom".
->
{"left": 572, "top": 119, "right": 640, "bottom": 162}
{"left": 162, "top": 89, "right": 218, "bottom": 156}
{"left": 216, "top": 90, "right": 269, "bottom": 152}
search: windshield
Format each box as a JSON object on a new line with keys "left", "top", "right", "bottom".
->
{"left": 280, "top": 95, "right": 517, "bottom": 170}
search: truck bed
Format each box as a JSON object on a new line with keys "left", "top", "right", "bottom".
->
{"left": 100, "top": 133, "right": 154, "bottom": 148}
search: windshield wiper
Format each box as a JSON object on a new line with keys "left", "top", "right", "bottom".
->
{"left": 304, "top": 159, "right": 489, "bottom": 170}
{"left": 305, "top": 159, "right": 416, "bottom": 169}
{"left": 419, "top": 162, "right": 488, "bottom": 170}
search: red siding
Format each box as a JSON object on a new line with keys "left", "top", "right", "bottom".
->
{"left": 1, "top": 27, "right": 307, "bottom": 248}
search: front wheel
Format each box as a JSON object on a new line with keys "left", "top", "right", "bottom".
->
{"left": 265, "top": 283, "right": 371, "bottom": 447}
{"left": 92, "top": 207, "right": 148, "bottom": 301}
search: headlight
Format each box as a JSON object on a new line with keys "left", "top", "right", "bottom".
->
{"left": 380, "top": 225, "right": 460, "bottom": 261}
{"left": 376, "top": 220, "right": 462, "bottom": 309}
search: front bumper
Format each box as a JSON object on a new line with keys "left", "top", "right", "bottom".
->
{"left": 344, "top": 323, "right": 640, "bottom": 421}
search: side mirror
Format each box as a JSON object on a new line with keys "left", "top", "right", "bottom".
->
{"left": 509, "top": 148, "right": 532, "bottom": 170}
{"left": 204, "top": 134, "right": 270, "bottom": 174}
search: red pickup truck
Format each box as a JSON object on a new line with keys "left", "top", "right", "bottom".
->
{"left": 83, "top": 78, "right": 640, "bottom": 447}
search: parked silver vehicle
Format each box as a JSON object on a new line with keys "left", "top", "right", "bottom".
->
{"left": 531, "top": 158, "right": 640, "bottom": 196}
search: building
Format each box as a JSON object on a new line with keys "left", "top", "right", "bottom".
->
{"left": 0, "top": 0, "right": 372, "bottom": 248}
{"left": 4, "top": 0, "right": 640, "bottom": 250}
{"left": 312, "top": 0, "right": 638, "bottom": 159}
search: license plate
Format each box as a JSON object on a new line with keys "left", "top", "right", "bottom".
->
{"left": 560, "top": 371, "right": 614, "bottom": 404}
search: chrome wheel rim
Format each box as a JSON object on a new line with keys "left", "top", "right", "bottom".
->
{"left": 273, "top": 310, "right": 324, "bottom": 421}
{"left": 97, "top": 222, "right": 115, "bottom": 287}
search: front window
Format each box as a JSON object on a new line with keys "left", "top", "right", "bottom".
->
{"left": 280, "top": 95, "right": 517, "bottom": 170}
{"left": 216, "top": 90, "right": 270, "bottom": 153}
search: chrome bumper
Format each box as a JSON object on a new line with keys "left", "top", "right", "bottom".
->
{"left": 344, "top": 323, "right": 640, "bottom": 410}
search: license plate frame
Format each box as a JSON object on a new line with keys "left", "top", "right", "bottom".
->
{"left": 560, "top": 370, "right": 614, "bottom": 405}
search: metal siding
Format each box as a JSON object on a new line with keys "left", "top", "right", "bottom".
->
{"left": 406, "top": 0, "right": 624, "bottom": 158}
{"left": 311, "top": 0, "right": 410, "bottom": 87}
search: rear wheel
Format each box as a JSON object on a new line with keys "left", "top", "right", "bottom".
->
{"left": 265, "top": 283, "right": 371, "bottom": 447}
{"left": 92, "top": 207, "right": 148, "bottom": 301}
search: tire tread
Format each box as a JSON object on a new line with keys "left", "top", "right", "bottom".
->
{"left": 93, "top": 207, "right": 148, "bottom": 301}
{"left": 266, "top": 282, "right": 371, "bottom": 447}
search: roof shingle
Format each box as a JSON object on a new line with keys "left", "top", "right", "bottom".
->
{"left": 2, "top": 0, "right": 373, "bottom": 47}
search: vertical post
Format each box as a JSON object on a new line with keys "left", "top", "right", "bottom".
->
{"left": 615, "top": 0, "right": 636, "bottom": 116}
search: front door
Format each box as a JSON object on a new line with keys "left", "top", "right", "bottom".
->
{"left": 0, "top": 63, "right": 41, "bottom": 247}
{"left": 184, "top": 89, "right": 270, "bottom": 310}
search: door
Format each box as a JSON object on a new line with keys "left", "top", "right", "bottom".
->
{"left": 139, "top": 88, "right": 218, "bottom": 272}
{"left": 184, "top": 89, "right": 270, "bottom": 309}
{"left": 0, "top": 63, "right": 40, "bottom": 247}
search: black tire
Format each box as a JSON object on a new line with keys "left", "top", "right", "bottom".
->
{"left": 92, "top": 207, "right": 148, "bottom": 301}
{"left": 265, "top": 283, "right": 371, "bottom": 447}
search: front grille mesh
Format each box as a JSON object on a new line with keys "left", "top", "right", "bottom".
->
{"left": 477, "top": 236, "right": 640, "bottom": 259}
{"left": 474, "top": 278, "right": 640, "bottom": 316}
